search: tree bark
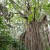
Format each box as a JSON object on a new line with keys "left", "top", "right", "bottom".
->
{"left": 24, "top": 18, "right": 49, "bottom": 50}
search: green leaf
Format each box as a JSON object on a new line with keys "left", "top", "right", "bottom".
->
{"left": 47, "top": 3, "right": 50, "bottom": 7}
{"left": 28, "top": 14, "right": 33, "bottom": 22}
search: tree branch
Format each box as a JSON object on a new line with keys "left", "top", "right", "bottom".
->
{"left": 9, "top": 0, "right": 28, "bottom": 19}
{"left": 9, "top": 0, "right": 28, "bottom": 13}
{"left": 14, "top": 10, "right": 28, "bottom": 19}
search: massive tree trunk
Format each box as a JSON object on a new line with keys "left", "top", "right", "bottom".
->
{"left": 24, "top": 16, "right": 50, "bottom": 50}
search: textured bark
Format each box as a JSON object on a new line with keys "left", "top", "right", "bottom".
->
{"left": 24, "top": 20, "right": 49, "bottom": 50}
{"left": 21, "top": 15, "right": 50, "bottom": 50}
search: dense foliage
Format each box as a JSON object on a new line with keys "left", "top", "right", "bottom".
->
{"left": 0, "top": 16, "right": 27, "bottom": 50}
